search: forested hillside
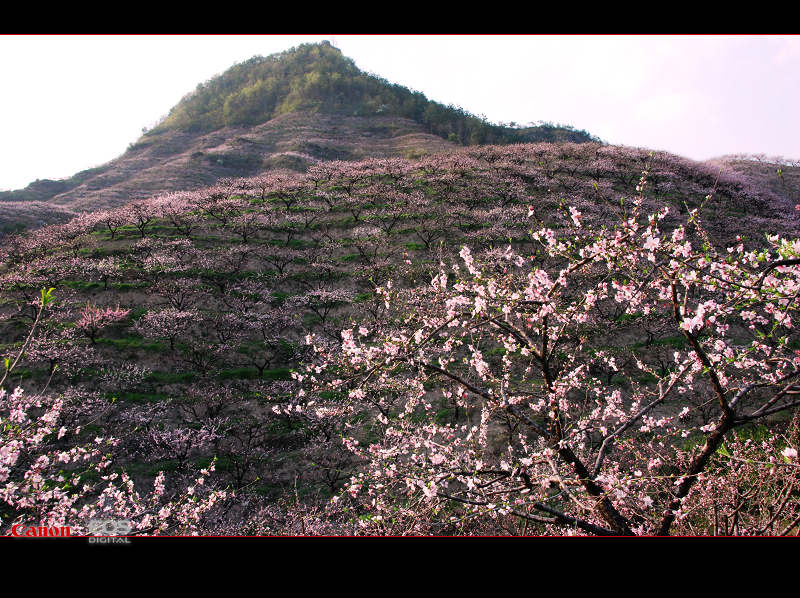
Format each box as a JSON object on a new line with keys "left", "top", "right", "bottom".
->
{"left": 151, "top": 41, "right": 597, "bottom": 146}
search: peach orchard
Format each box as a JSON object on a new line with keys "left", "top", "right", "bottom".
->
{"left": 292, "top": 164, "right": 800, "bottom": 535}
{"left": 1, "top": 147, "right": 799, "bottom": 535}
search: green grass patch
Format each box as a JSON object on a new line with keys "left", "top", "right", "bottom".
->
{"left": 112, "top": 281, "right": 151, "bottom": 291}
{"left": 96, "top": 336, "right": 167, "bottom": 352}
{"left": 147, "top": 370, "right": 198, "bottom": 384}
{"left": 217, "top": 367, "right": 261, "bottom": 380}
{"left": 434, "top": 408, "right": 455, "bottom": 424}
{"left": 62, "top": 280, "right": 104, "bottom": 291}
{"left": 123, "top": 459, "right": 182, "bottom": 477}
{"left": 214, "top": 366, "right": 293, "bottom": 381}
{"left": 615, "top": 312, "right": 643, "bottom": 323}
{"left": 263, "top": 367, "right": 292, "bottom": 381}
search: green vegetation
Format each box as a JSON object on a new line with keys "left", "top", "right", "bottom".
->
{"left": 150, "top": 41, "right": 598, "bottom": 147}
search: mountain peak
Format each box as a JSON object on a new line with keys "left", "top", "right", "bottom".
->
{"left": 148, "top": 42, "right": 597, "bottom": 147}
{"left": 149, "top": 41, "right": 379, "bottom": 133}
{"left": 0, "top": 42, "right": 600, "bottom": 232}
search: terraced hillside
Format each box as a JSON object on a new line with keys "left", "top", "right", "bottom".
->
{"left": 0, "top": 42, "right": 597, "bottom": 234}
{"left": 3, "top": 141, "right": 800, "bottom": 535}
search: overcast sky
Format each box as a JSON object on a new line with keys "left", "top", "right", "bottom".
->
{"left": 1, "top": 34, "right": 798, "bottom": 191}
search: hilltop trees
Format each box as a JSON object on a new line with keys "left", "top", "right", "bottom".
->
{"left": 149, "top": 42, "right": 597, "bottom": 147}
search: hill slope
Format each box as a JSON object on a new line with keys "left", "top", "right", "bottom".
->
{"left": 37, "top": 112, "right": 459, "bottom": 213}
{"left": 149, "top": 41, "right": 596, "bottom": 146}
{"left": 0, "top": 41, "right": 597, "bottom": 231}
{"left": 2, "top": 141, "right": 800, "bottom": 534}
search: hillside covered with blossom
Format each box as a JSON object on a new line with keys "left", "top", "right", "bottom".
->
{"left": 2, "top": 43, "right": 800, "bottom": 537}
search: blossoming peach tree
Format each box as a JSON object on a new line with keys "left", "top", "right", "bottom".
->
{"left": 296, "top": 164, "right": 800, "bottom": 535}
{"left": 0, "top": 289, "right": 226, "bottom": 535}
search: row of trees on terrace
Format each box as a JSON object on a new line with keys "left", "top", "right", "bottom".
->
{"left": 1, "top": 144, "right": 798, "bottom": 534}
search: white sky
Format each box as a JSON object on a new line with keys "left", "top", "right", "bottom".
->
{"left": 1, "top": 34, "right": 799, "bottom": 191}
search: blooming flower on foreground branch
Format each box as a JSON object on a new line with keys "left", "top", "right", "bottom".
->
{"left": 1, "top": 385, "right": 225, "bottom": 535}
{"left": 290, "top": 167, "right": 800, "bottom": 536}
